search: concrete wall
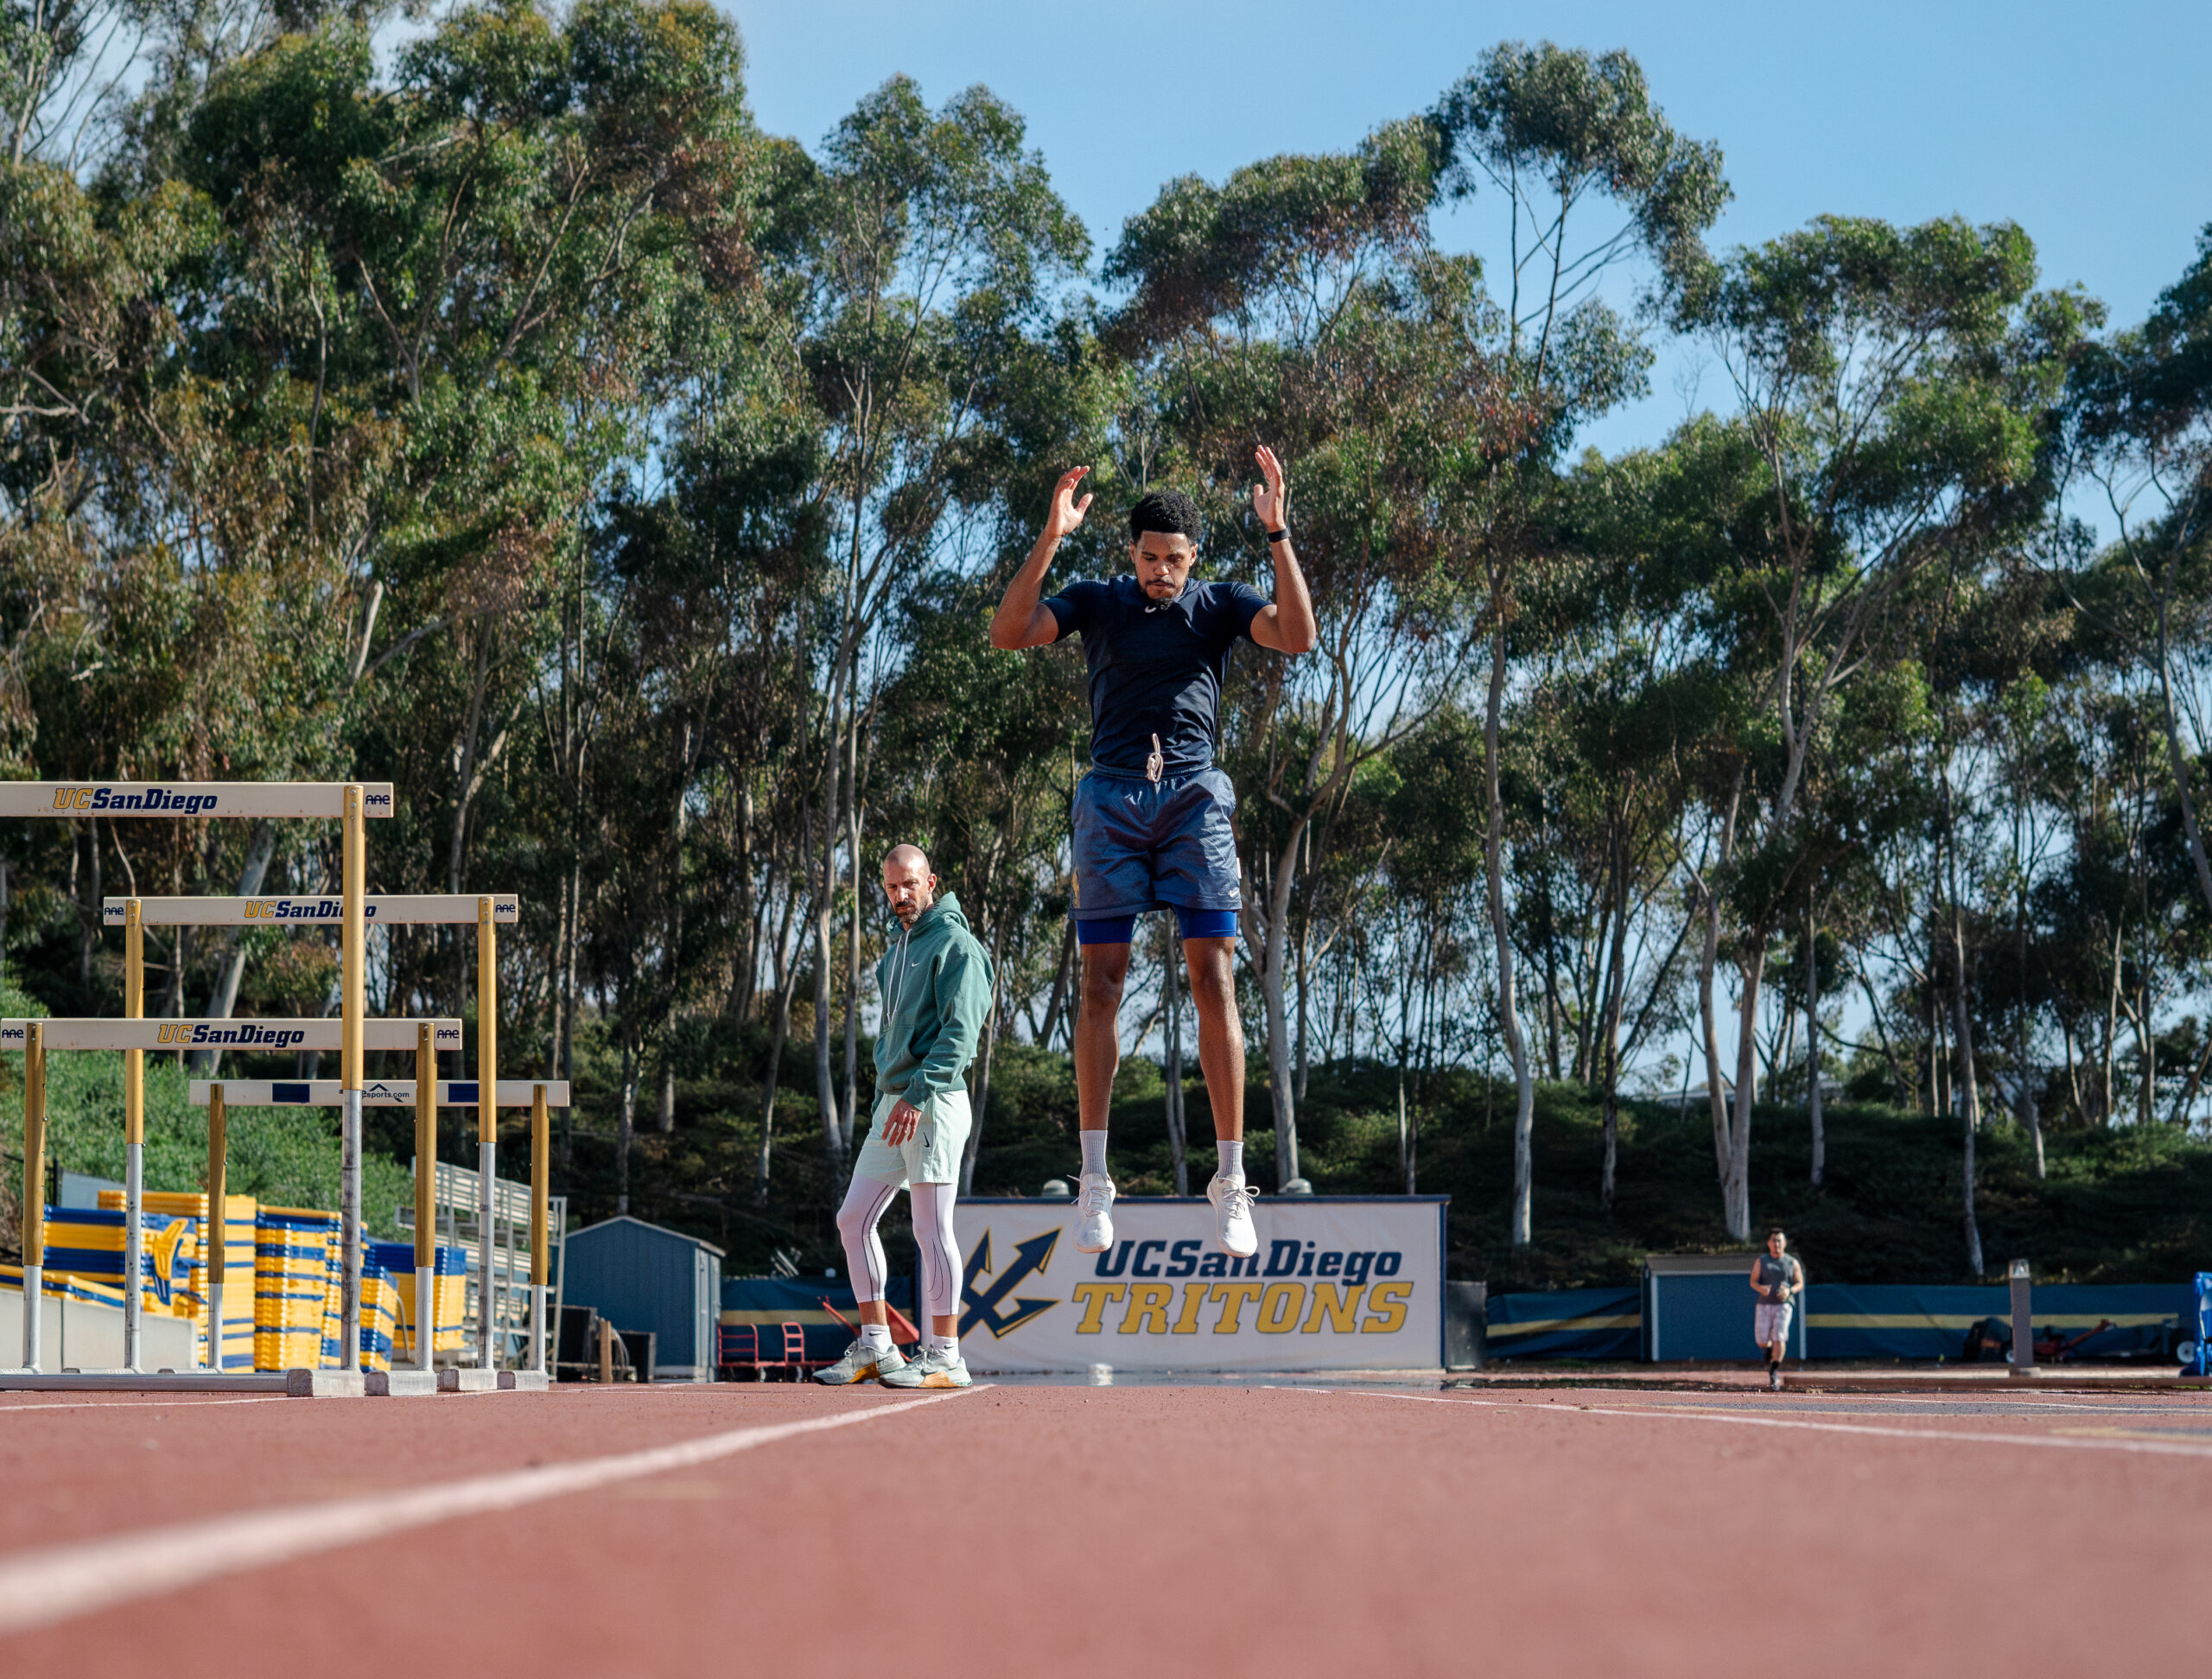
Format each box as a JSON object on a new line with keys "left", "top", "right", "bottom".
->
{"left": 0, "top": 1290, "right": 197, "bottom": 1370}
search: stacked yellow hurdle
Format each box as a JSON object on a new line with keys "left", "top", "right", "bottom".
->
{"left": 1, "top": 782, "right": 566, "bottom": 1392}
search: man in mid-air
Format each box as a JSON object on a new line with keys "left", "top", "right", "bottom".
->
{"left": 989, "top": 448, "right": 1317, "bottom": 1259}
{"left": 814, "top": 844, "right": 993, "bottom": 1390}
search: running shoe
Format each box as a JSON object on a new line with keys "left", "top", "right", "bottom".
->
{"left": 881, "top": 1345, "right": 971, "bottom": 1389}
{"left": 812, "top": 1338, "right": 907, "bottom": 1385}
{"left": 1075, "top": 1172, "right": 1116, "bottom": 1254}
{"left": 1767, "top": 1364, "right": 1783, "bottom": 1391}
{"left": 1208, "top": 1174, "right": 1260, "bottom": 1258}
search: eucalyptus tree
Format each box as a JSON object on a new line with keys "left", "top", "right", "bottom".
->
{"left": 779, "top": 75, "right": 1085, "bottom": 1165}
{"left": 1687, "top": 214, "right": 2087, "bottom": 1242}
{"left": 1429, "top": 39, "right": 1727, "bottom": 1243}
{"left": 2069, "top": 229, "right": 2212, "bottom": 926}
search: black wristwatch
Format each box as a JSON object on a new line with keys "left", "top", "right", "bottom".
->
{"left": 1265, "top": 527, "right": 1289, "bottom": 545}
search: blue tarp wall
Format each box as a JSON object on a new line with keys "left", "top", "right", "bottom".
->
{"left": 1485, "top": 1286, "right": 1642, "bottom": 1359}
{"left": 722, "top": 1275, "right": 916, "bottom": 1362}
{"left": 1485, "top": 1282, "right": 2190, "bottom": 1361}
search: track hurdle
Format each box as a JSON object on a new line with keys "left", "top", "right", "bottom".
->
{"left": 1, "top": 1015, "right": 456, "bottom": 1373}
{"left": 0, "top": 783, "right": 391, "bottom": 1372}
{"left": 187, "top": 1078, "right": 569, "bottom": 1373}
{"left": 105, "top": 893, "right": 522, "bottom": 1371}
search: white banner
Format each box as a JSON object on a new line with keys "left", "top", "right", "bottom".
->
{"left": 0, "top": 783, "right": 394, "bottom": 818}
{"left": 188, "top": 1078, "right": 569, "bottom": 1107}
{"left": 104, "top": 894, "right": 519, "bottom": 926}
{"left": 1, "top": 1018, "right": 461, "bottom": 1052}
{"left": 950, "top": 1198, "right": 1446, "bottom": 1372}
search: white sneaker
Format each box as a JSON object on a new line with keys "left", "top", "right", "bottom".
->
{"left": 1075, "top": 1172, "right": 1116, "bottom": 1254}
{"left": 811, "top": 1338, "right": 906, "bottom": 1385}
{"left": 1208, "top": 1174, "right": 1259, "bottom": 1257}
{"left": 881, "top": 1345, "right": 971, "bottom": 1389}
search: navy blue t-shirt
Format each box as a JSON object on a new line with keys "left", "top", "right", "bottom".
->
{"left": 1044, "top": 576, "right": 1267, "bottom": 775}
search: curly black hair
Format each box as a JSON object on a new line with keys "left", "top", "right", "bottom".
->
{"left": 1128, "top": 488, "right": 1202, "bottom": 546}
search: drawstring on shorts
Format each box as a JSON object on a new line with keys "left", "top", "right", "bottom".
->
{"left": 1146, "top": 733, "right": 1164, "bottom": 785}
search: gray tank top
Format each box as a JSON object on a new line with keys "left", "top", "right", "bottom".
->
{"left": 1757, "top": 1254, "right": 1797, "bottom": 1300}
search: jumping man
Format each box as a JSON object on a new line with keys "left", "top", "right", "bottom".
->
{"left": 1751, "top": 1229, "right": 1804, "bottom": 1390}
{"left": 988, "top": 450, "right": 1317, "bottom": 1258}
{"left": 815, "top": 845, "right": 994, "bottom": 1389}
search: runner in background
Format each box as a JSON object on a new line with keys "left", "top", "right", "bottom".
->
{"left": 989, "top": 450, "right": 1317, "bottom": 1262}
{"left": 1751, "top": 1229, "right": 1804, "bottom": 1390}
{"left": 814, "top": 845, "right": 993, "bottom": 1390}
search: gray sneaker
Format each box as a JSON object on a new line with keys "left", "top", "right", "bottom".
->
{"left": 812, "top": 1338, "right": 907, "bottom": 1385}
{"left": 880, "top": 1345, "right": 971, "bottom": 1389}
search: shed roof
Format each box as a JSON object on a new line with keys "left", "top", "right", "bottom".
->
{"left": 567, "top": 1212, "right": 725, "bottom": 1258}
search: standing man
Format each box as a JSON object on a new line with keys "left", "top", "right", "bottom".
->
{"left": 1751, "top": 1229, "right": 1804, "bottom": 1390}
{"left": 814, "top": 845, "right": 994, "bottom": 1390}
{"left": 988, "top": 450, "right": 1317, "bottom": 1260}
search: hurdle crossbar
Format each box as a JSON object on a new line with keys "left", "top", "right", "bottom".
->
{"left": 3, "top": 1019, "right": 460, "bottom": 1052}
{"left": 188, "top": 1080, "right": 570, "bottom": 1107}
{"left": 103, "top": 894, "right": 518, "bottom": 925}
{"left": 0, "top": 782, "right": 393, "bottom": 818}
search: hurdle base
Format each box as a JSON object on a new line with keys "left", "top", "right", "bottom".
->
{"left": 438, "top": 1367, "right": 500, "bottom": 1393}
{"left": 0, "top": 1370, "right": 289, "bottom": 1393}
{"left": 371, "top": 1370, "right": 439, "bottom": 1397}
{"left": 505, "top": 1369, "right": 550, "bottom": 1391}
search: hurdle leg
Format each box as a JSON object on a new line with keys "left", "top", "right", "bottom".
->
{"left": 340, "top": 784, "right": 365, "bottom": 1371}
{"left": 531, "top": 1084, "right": 549, "bottom": 1375}
{"left": 476, "top": 900, "right": 497, "bottom": 1370}
{"left": 205, "top": 1084, "right": 227, "bottom": 1372}
{"left": 22, "top": 1024, "right": 44, "bottom": 1371}
{"left": 416, "top": 1023, "right": 437, "bottom": 1372}
{"left": 123, "top": 898, "right": 144, "bottom": 1371}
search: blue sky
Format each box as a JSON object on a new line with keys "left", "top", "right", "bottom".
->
{"left": 726, "top": 0, "right": 2212, "bottom": 459}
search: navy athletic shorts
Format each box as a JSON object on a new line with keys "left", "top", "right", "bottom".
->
{"left": 1071, "top": 765, "right": 1242, "bottom": 942}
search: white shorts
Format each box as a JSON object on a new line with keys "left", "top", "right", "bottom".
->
{"left": 1755, "top": 1301, "right": 1794, "bottom": 1350}
{"left": 851, "top": 1088, "right": 971, "bottom": 1187}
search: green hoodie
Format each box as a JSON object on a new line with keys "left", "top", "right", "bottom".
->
{"left": 874, "top": 889, "right": 995, "bottom": 1108}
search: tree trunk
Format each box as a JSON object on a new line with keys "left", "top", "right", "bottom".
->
{"left": 1723, "top": 941, "right": 1767, "bottom": 1241}
{"left": 190, "top": 821, "right": 279, "bottom": 1075}
{"left": 959, "top": 917, "right": 1007, "bottom": 1198}
{"left": 1484, "top": 612, "right": 1535, "bottom": 1246}
{"left": 657, "top": 1059, "right": 675, "bottom": 1135}
{"left": 616, "top": 1037, "right": 637, "bottom": 1215}
{"left": 1961, "top": 1078, "right": 1984, "bottom": 1278}
{"left": 1256, "top": 821, "right": 1308, "bottom": 1190}
{"left": 1039, "top": 918, "right": 1077, "bottom": 1052}
{"left": 1806, "top": 907, "right": 1824, "bottom": 1187}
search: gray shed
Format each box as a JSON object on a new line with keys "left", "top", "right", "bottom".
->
{"left": 562, "top": 1215, "right": 724, "bottom": 1380}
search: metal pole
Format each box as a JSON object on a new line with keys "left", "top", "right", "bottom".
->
{"left": 123, "top": 898, "right": 143, "bottom": 1371}
{"left": 416, "top": 1023, "right": 436, "bottom": 1372}
{"left": 340, "top": 785, "right": 365, "bottom": 1371}
{"left": 206, "top": 1085, "right": 227, "bottom": 1371}
{"left": 531, "top": 1083, "right": 550, "bottom": 1375}
{"left": 476, "top": 898, "right": 496, "bottom": 1370}
{"left": 22, "top": 1025, "right": 45, "bottom": 1371}
{"left": 2009, "top": 1258, "right": 2035, "bottom": 1378}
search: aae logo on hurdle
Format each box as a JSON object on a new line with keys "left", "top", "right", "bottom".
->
{"left": 953, "top": 1195, "right": 1447, "bottom": 1372}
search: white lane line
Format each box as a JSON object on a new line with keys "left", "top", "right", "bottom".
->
{"left": 1297, "top": 1388, "right": 2212, "bottom": 1460}
{"left": 0, "top": 1396, "right": 293, "bottom": 1415}
{"left": 0, "top": 1386, "right": 985, "bottom": 1637}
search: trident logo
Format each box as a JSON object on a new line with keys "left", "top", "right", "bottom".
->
{"left": 958, "top": 1229, "right": 1062, "bottom": 1340}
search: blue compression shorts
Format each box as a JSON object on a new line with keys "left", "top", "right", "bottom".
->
{"left": 1077, "top": 906, "right": 1239, "bottom": 945}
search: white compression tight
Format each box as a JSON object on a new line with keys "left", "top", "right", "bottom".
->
{"left": 834, "top": 1175, "right": 963, "bottom": 1326}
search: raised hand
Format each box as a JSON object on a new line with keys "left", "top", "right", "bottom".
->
{"left": 1046, "top": 465, "right": 1094, "bottom": 542}
{"left": 1252, "top": 445, "right": 1289, "bottom": 531}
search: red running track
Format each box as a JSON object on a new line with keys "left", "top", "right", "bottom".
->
{"left": 0, "top": 1379, "right": 2207, "bottom": 1676}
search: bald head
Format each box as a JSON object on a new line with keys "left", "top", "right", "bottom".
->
{"left": 881, "top": 844, "right": 937, "bottom": 927}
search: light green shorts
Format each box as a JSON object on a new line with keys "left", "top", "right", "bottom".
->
{"left": 851, "top": 1087, "right": 971, "bottom": 1188}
